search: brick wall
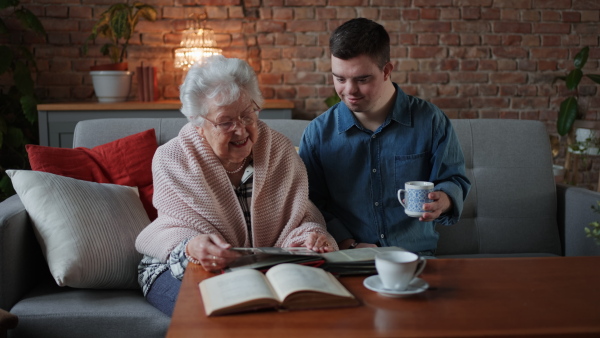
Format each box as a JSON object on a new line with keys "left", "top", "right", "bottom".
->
{"left": 1, "top": 0, "right": 600, "bottom": 186}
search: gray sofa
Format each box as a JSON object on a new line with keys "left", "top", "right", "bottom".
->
{"left": 1, "top": 118, "right": 599, "bottom": 337}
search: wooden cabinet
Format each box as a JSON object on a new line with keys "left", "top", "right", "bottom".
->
{"left": 37, "top": 100, "right": 294, "bottom": 148}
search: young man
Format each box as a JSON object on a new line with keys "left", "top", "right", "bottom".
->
{"left": 299, "top": 18, "right": 470, "bottom": 255}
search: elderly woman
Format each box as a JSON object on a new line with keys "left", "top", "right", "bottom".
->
{"left": 135, "top": 55, "right": 337, "bottom": 316}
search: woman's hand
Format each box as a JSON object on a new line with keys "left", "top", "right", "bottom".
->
{"left": 186, "top": 234, "right": 241, "bottom": 271}
{"left": 303, "top": 233, "right": 335, "bottom": 253}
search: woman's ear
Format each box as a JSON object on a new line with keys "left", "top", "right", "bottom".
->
{"left": 196, "top": 124, "right": 205, "bottom": 139}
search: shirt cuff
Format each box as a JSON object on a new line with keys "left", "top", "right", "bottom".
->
{"left": 168, "top": 238, "right": 190, "bottom": 280}
{"left": 434, "top": 181, "right": 464, "bottom": 225}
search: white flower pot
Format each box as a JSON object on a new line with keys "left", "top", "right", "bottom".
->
{"left": 553, "top": 164, "right": 565, "bottom": 177}
{"left": 569, "top": 128, "right": 600, "bottom": 156}
{"left": 90, "top": 71, "right": 132, "bottom": 103}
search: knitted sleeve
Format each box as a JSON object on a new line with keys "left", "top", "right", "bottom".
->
{"left": 136, "top": 122, "right": 339, "bottom": 262}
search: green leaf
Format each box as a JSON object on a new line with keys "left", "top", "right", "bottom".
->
{"left": 13, "top": 61, "right": 34, "bottom": 96}
{"left": 110, "top": 9, "right": 131, "bottom": 41}
{"left": 574, "top": 46, "right": 589, "bottom": 70}
{"left": 14, "top": 7, "right": 46, "bottom": 36}
{"left": 565, "top": 69, "right": 583, "bottom": 90}
{"left": 134, "top": 4, "right": 157, "bottom": 22}
{"left": 17, "top": 46, "right": 36, "bottom": 70}
{"left": 0, "top": 174, "right": 15, "bottom": 199}
{"left": 82, "top": 34, "right": 96, "bottom": 56}
{"left": 586, "top": 74, "right": 600, "bottom": 85}
{"left": 0, "top": 46, "right": 13, "bottom": 75}
{"left": 20, "top": 94, "right": 37, "bottom": 124}
{"left": 557, "top": 97, "right": 578, "bottom": 136}
{"left": 324, "top": 92, "right": 341, "bottom": 108}
{"left": 5, "top": 126, "right": 24, "bottom": 147}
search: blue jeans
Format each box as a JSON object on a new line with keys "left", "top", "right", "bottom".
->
{"left": 146, "top": 270, "right": 181, "bottom": 316}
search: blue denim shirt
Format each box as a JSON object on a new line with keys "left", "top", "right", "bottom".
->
{"left": 299, "top": 84, "right": 470, "bottom": 254}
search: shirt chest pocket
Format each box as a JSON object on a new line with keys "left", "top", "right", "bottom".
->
{"left": 394, "top": 152, "right": 432, "bottom": 188}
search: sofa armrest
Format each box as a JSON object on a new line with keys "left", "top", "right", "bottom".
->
{"left": 0, "top": 308, "right": 17, "bottom": 338}
{"left": 557, "top": 184, "right": 600, "bottom": 256}
{"left": 0, "top": 195, "right": 45, "bottom": 311}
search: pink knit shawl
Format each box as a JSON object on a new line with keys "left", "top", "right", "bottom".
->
{"left": 135, "top": 121, "right": 337, "bottom": 261}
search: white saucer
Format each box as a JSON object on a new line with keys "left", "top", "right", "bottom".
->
{"left": 363, "top": 275, "right": 429, "bottom": 298}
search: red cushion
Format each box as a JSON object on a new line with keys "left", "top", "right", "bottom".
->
{"left": 26, "top": 129, "right": 158, "bottom": 220}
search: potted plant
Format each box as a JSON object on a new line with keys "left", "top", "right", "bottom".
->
{"left": 0, "top": 0, "right": 46, "bottom": 201}
{"left": 552, "top": 47, "right": 600, "bottom": 185}
{"left": 82, "top": 2, "right": 157, "bottom": 102}
{"left": 586, "top": 201, "right": 600, "bottom": 246}
{"left": 554, "top": 46, "right": 600, "bottom": 136}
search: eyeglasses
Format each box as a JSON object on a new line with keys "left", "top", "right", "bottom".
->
{"left": 203, "top": 100, "right": 261, "bottom": 133}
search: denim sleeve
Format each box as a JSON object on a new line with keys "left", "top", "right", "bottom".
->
{"left": 429, "top": 114, "right": 471, "bottom": 225}
{"left": 299, "top": 124, "right": 353, "bottom": 242}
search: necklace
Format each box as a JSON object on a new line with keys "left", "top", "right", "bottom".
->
{"left": 225, "top": 157, "right": 247, "bottom": 174}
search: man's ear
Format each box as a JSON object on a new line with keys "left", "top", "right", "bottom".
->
{"left": 383, "top": 62, "right": 394, "bottom": 81}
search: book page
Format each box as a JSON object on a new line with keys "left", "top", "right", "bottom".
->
{"left": 200, "top": 268, "right": 279, "bottom": 315}
{"left": 231, "top": 247, "right": 321, "bottom": 256}
{"left": 322, "top": 246, "right": 406, "bottom": 263}
{"left": 265, "top": 263, "right": 353, "bottom": 300}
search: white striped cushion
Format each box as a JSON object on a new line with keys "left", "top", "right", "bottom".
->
{"left": 7, "top": 170, "right": 151, "bottom": 289}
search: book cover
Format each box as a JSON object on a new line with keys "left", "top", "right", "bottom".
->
{"left": 136, "top": 66, "right": 145, "bottom": 101}
{"left": 144, "top": 66, "right": 152, "bottom": 101}
{"left": 151, "top": 66, "right": 159, "bottom": 101}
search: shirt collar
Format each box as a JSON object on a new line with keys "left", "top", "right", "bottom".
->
{"left": 335, "top": 83, "right": 411, "bottom": 134}
{"left": 390, "top": 83, "right": 411, "bottom": 127}
{"left": 241, "top": 163, "right": 254, "bottom": 184}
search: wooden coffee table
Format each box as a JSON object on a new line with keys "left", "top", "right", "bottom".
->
{"left": 167, "top": 257, "right": 600, "bottom": 337}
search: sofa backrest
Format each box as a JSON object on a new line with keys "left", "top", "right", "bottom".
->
{"left": 437, "top": 119, "right": 561, "bottom": 256}
{"left": 73, "top": 118, "right": 562, "bottom": 256}
{"left": 73, "top": 118, "right": 309, "bottom": 148}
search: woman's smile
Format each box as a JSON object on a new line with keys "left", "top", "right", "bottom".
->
{"left": 230, "top": 137, "right": 249, "bottom": 148}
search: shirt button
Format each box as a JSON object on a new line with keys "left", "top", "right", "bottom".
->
{"left": 371, "top": 135, "right": 376, "bottom": 139}
{"left": 381, "top": 234, "right": 385, "bottom": 239}
{"left": 374, "top": 202, "right": 379, "bottom": 206}
{"left": 372, "top": 169, "right": 377, "bottom": 173}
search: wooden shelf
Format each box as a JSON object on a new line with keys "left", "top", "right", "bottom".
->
{"left": 37, "top": 99, "right": 294, "bottom": 111}
{"left": 37, "top": 99, "right": 294, "bottom": 148}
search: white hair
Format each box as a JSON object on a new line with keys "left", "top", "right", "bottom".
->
{"left": 179, "top": 55, "right": 264, "bottom": 126}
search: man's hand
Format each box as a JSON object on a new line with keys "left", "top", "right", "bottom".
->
{"left": 420, "top": 191, "right": 452, "bottom": 221}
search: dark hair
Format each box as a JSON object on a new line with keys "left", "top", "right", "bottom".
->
{"left": 329, "top": 18, "right": 390, "bottom": 70}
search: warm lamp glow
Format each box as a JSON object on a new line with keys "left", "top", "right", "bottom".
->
{"left": 174, "top": 13, "right": 222, "bottom": 70}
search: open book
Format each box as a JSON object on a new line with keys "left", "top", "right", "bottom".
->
{"left": 199, "top": 263, "right": 359, "bottom": 316}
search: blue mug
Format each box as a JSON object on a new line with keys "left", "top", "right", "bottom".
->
{"left": 397, "top": 181, "right": 434, "bottom": 217}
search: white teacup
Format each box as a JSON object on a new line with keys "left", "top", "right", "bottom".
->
{"left": 375, "top": 251, "right": 427, "bottom": 291}
{"left": 397, "top": 181, "right": 434, "bottom": 217}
